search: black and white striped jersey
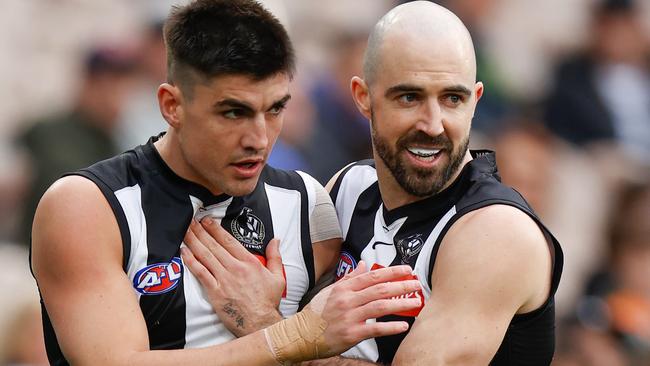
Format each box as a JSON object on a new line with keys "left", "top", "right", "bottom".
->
{"left": 331, "top": 150, "right": 563, "bottom": 365}
{"left": 39, "top": 135, "right": 326, "bottom": 364}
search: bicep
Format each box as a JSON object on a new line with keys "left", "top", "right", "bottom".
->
{"left": 393, "top": 206, "right": 550, "bottom": 366}
{"left": 32, "top": 176, "right": 149, "bottom": 364}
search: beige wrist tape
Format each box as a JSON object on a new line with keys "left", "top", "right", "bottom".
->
{"left": 263, "top": 306, "right": 330, "bottom": 364}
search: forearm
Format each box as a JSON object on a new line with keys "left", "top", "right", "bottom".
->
{"left": 220, "top": 300, "right": 284, "bottom": 337}
{"left": 300, "top": 356, "right": 382, "bottom": 366}
{"left": 124, "top": 330, "right": 278, "bottom": 366}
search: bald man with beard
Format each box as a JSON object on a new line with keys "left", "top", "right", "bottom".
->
{"left": 316, "top": 2, "right": 563, "bottom": 365}
{"left": 186, "top": 1, "right": 563, "bottom": 365}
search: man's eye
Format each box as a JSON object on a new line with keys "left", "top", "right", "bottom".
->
{"left": 398, "top": 93, "right": 418, "bottom": 104}
{"left": 223, "top": 109, "right": 243, "bottom": 119}
{"left": 446, "top": 94, "right": 463, "bottom": 105}
{"left": 268, "top": 105, "right": 286, "bottom": 115}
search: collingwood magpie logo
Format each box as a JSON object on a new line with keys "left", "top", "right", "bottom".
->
{"left": 396, "top": 234, "right": 424, "bottom": 264}
{"left": 231, "top": 207, "right": 265, "bottom": 249}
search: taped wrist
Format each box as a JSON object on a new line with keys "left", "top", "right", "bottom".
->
{"left": 263, "top": 306, "right": 329, "bottom": 364}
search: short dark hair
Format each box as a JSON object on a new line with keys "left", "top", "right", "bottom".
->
{"left": 163, "top": 0, "right": 295, "bottom": 96}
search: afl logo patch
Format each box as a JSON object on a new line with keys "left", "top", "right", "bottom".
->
{"left": 335, "top": 251, "right": 357, "bottom": 281}
{"left": 231, "top": 207, "right": 265, "bottom": 250}
{"left": 133, "top": 257, "right": 183, "bottom": 295}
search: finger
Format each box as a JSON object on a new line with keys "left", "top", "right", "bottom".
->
{"left": 180, "top": 246, "right": 220, "bottom": 290}
{"left": 201, "top": 217, "right": 257, "bottom": 263}
{"left": 339, "top": 260, "right": 367, "bottom": 282}
{"left": 191, "top": 219, "right": 240, "bottom": 269}
{"left": 344, "top": 265, "right": 413, "bottom": 291}
{"left": 352, "top": 279, "right": 422, "bottom": 306}
{"left": 352, "top": 296, "right": 421, "bottom": 320}
{"left": 349, "top": 320, "right": 410, "bottom": 342}
{"left": 265, "top": 238, "right": 283, "bottom": 276}
{"left": 184, "top": 222, "right": 227, "bottom": 276}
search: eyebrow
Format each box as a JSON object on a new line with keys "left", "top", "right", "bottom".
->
{"left": 214, "top": 99, "right": 255, "bottom": 114}
{"left": 443, "top": 85, "right": 473, "bottom": 96}
{"left": 384, "top": 83, "right": 473, "bottom": 98}
{"left": 384, "top": 84, "right": 425, "bottom": 98}
{"left": 269, "top": 94, "right": 292, "bottom": 110}
{"left": 213, "top": 94, "right": 292, "bottom": 113}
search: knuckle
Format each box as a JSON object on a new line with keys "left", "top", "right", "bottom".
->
{"left": 333, "top": 296, "right": 349, "bottom": 309}
{"left": 377, "top": 283, "right": 391, "bottom": 297}
{"left": 368, "top": 270, "right": 381, "bottom": 281}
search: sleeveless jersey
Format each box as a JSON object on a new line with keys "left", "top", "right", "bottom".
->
{"left": 331, "top": 150, "right": 563, "bottom": 365}
{"left": 39, "top": 136, "right": 320, "bottom": 365}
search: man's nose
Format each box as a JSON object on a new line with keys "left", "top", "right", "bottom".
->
{"left": 415, "top": 98, "right": 445, "bottom": 136}
{"left": 241, "top": 113, "right": 269, "bottom": 151}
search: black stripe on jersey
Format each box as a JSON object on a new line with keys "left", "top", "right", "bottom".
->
{"left": 40, "top": 301, "right": 68, "bottom": 365}
{"left": 221, "top": 183, "right": 275, "bottom": 258}
{"left": 261, "top": 167, "right": 315, "bottom": 290}
{"left": 329, "top": 159, "right": 375, "bottom": 204}
{"left": 139, "top": 187, "right": 194, "bottom": 350}
{"left": 341, "top": 181, "right": 382, "bottom": 262}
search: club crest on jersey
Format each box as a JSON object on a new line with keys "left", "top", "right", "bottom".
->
{"left": 396, "top": 234, "right": 424, "bottom": 264}
{"left": 335, "top": 251, "right": 357, "bottom": 281}
{"left": 133, "top": 257, "right": 183, "bottom": 295}
{"left": 231, "top": 207, "right": 265, "bottom": 250}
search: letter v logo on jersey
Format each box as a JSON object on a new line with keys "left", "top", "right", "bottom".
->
{"left": 371, "top": 263, "right": 425, "bottom": 317}
{"left": 133, "top": 257, "right": 183, "bottom": 295}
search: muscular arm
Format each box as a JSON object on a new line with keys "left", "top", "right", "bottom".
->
{"left": 31, "top": 176, "right": 279, "bottom": 365}
{"left": 392, "top": 205, "right": 552, "bottom": 365}
{"left": 313, "top": 205, "right": 553, "bottom": 366}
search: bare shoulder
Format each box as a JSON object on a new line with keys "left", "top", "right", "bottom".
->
{"left": 436, "top": 204, "right": 552, "bottom": 313}
{"left": 444, "top": 204, "right": 548, "bottom": 262}
{"left": 31, "top": 175, "right": 122, "bottom": 280}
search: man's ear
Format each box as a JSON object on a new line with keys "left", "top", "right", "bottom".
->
{"left": 157, "top": 83, "right": 184, "bottom": 128}
{"left": 474, "top": 81, "right": 484, "bottom": 102}
{"left": 350, "top": 76, "right": 372, "bottom": 120}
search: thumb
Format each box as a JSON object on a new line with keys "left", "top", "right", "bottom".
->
{"left": 265, "top": 238, "right": 283, "bottom": 275}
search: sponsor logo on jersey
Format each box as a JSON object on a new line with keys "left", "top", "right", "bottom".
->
{"left": 231, "top": 207, "right": 265, "bottom": 250}
{"left": 396, "top": 234, "right": 424, "bottom": 264}
{"left": 133, "top": 257, "right": 183, "bottom": 295}
{"left": 335, "top": 251, "right": 357, "bottom": 281}
{"left": 371, "top": 263, "right": 425, "bottom": 317}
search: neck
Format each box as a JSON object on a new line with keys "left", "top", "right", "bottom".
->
{"left": 154, "top": 130, "right": 223, "bottom": 196}
{"left": 376, "top": 150, "right": 472, "bottom": 211}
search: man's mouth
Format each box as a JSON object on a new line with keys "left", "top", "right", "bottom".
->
{"left": 406, "top": 147, "right": 442, "bottom": 161}
{"left": 233, "top": 161, "right": 259, "bottom": 169}
{"left": 231, "top": 158, "right": 264, "bottom": 178}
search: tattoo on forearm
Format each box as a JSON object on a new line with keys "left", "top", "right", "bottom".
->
{"left": 223, "top": 302, "right": 245, "bottom": 328}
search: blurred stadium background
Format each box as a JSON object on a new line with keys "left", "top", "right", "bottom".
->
{"left": 0, "top": 0, "right": 648, "bottom": 364}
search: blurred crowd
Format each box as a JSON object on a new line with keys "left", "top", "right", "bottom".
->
{"left": 0, "top": 0, "right": 648, "bottom": 364}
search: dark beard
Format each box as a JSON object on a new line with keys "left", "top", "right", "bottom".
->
{"left": 371, "top": 114, "right": 469, "bottom": 197}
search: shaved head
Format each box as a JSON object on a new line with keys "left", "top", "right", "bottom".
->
{"left": 363, "top": 1, "right": 477, "bottom": 86}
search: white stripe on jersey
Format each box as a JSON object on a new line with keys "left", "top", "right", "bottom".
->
{"left": 265, "top": 182, "right": 310, "bottom": 316}
{"left": 335, "top": 165, "right": 378, "bottom": 240}
{"left": 116, "top": 184, "right": 148, "bottom": 302}
{"left": 183, "top": 196, "right": 235, "bottom": 348}
{"left": 413, "top": 206, "right": 456, "bottom": 299}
